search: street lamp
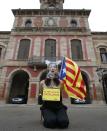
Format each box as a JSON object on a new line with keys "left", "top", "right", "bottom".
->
{"left": 96, "top": 67, "right": 107, "bottom": 104}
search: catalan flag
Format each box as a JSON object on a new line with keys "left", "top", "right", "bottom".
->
{"left": 59, "top": 57, "right": 86, "bottom": 100}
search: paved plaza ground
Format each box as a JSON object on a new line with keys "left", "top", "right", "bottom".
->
{"left": 0, "top": 101, "right": 107, "bottom": 131}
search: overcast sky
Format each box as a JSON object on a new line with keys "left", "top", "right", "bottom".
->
{"left": 0, "top": 0, "right": 107, "bottom": 31}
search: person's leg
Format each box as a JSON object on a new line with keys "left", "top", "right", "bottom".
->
{"left": 56, "top": 108, "right": 69, "bottom": 129}
{"left": 41, "top": 109, "right": 57, "bottom": 128}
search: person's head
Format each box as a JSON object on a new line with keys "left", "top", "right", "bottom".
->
{"left": 46, "top": 63, "right": 59, "bottom": 79}
{"left": 48, "top": 63, "right": 58, "bottom": 74}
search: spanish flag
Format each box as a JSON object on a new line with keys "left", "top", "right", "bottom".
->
{"left": 59, "top": 57, "right": 86, "bottom": 100}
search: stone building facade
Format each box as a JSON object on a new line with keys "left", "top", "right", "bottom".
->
{"left": 0, "top": 0, "right": 107, "bottom": 104}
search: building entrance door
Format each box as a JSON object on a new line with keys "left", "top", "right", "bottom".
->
{"left": 8, "top": 71, "right": 29, "bottom": 104}
{"left": 103, "top": 74, "right": 107, "bottom": 103}
{"left": 82, "top": 72, "right": 91, "bottom": 104}
{"left": 71, "top": 71, "right": 91, "bottom": 104}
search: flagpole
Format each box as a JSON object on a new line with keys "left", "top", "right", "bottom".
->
{"left": 59, "top": 56, "right": 65, "bottom": 79}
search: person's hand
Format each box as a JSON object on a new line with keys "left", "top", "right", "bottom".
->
{"left": 38, "top": 94, "right": 43, "bottom": 105}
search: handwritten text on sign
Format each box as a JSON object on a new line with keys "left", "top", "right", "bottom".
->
{"left": 43, "top": 88, "right": 60, "bottom": 101}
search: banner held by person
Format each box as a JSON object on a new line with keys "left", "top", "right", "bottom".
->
{"left": 59, "top": 57, "right": 86, "bottom": 100}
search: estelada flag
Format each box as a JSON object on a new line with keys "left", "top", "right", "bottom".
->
{"left": 59, "top": 57, "right": 86, "bottom": 100}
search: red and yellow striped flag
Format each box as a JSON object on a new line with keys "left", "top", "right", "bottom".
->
{"left": 59, "top": 57, "right": 86, "bottom": 100}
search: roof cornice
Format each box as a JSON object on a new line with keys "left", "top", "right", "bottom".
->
{"left": 12, "top": 9, "right": 91, "bottom": 16}
{"left": 0, "top": 31, "right": 11, "bottom": 34}
{"left": 91, "top": 31, "right": 107, "bottom": 35}
{"left": 39, "top": 0, "right": 64, "bottom": 3}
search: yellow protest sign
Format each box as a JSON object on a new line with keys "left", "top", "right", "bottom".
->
{"left": 42, "top": 88, "right": 60, "bottom": 101}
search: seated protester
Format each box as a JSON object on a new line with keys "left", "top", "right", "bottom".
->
{"left": 38, "top": 63, "right": 69, "bottom": 129}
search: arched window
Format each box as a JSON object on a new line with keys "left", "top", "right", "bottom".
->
{"left": 71, "top": 39, "right": 83, "bottom": 60}
{"left": 45, "top": 39, "right": 56, "bottom": 61}
{"left": 25, "top": 20, "right": 32, "bottom": 27}
{"left": 100, "top": 48, "right": 107, "bottom": 63}
{"left": 48, "top": 4, "right": 55, "bottom": 9}
{"left": 17, "top": 39, "right": 30, "bottom": 60}
{"left": 70, "top": 19, "right": 77, "bottom": 28}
